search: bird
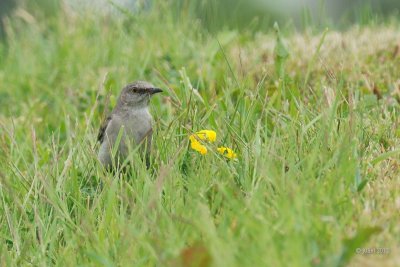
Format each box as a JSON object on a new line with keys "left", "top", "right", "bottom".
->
{"left": 97, "top": 81, "right": 163, "bottom": 169}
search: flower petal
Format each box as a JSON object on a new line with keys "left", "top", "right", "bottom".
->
{"left": 190, "top": 138, "right": 208, "bottom": 155}
{"left": 217, "top": 147, "right": 237, "bottom": 159}
{"left": 196, "top": 130, "right": 217, "bottom": 142}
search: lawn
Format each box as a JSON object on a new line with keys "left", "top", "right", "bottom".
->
{"left": 0, "top": 2, "right": 399, "bottom": 267}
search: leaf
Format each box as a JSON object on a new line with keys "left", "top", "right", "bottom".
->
{"left": 303, "top": 28, "right": 328, "bottom": 87}
{"left": 253, "top": 119, "right": 262, "bottom": 158}
{"left": 356, "top": 179, "right": 369, "bottom": 192}
{"left": 104, "top": 73, "right": 116, "bottom": 92}
{"left": 334, "top": 226, "right": 382, "bottom": 267}
{"left": 371, "top": 150, "right": 400, "bottom": 166}
{"left": 353, "top": 166, "right": 362, "bottom": 192}
{"left": 179, "top": 68, "right": 205, "bottom": 104}
{"left": 86, "top": 251, "right": 115, "bottom": 267}
{"left": 273, "top": 22, "right": 289, "bottom": 79}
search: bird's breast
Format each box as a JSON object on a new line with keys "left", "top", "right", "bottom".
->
{"left": 123, "top": 108, "right": 153, "bottom": 142}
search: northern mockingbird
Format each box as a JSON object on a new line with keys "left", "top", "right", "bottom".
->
{"left": 97, "top": 81, "right": 163, "bottom": 169}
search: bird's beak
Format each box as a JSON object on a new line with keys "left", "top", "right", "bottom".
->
{"left": 149, "top": 88, "right": 163, "bottom": 95}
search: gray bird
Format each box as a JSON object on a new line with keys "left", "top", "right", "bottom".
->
{"left": 97, "top": 81, "right": 163, "bottom": 169}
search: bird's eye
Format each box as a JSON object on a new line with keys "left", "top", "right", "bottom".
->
{"left": 133, "top": 88, "right": 147, "bottom": 94}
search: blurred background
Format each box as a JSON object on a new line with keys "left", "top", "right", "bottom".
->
{"left": 1, "top": 0, "right": 400, "bottom": 37}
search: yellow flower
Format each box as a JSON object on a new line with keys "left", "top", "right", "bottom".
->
{"left": 196, "top": 130, "right": 216, "bottom": 142}
{"left": 189, "top": 134, "right": 198, "bottom": 144}
{"left": 189, "top": 130, "right": 216, "bottom": 155}
{"left": 217, "top": 147, "right": 237, "bottom": 159}
{"left": 189, "top": 135, "right": 207, "bottom": 155}
{"left": 191, "top": 141, "right": 207, "bottom": 155}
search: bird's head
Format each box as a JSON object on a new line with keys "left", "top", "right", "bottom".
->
{"left": 118, "top": 81, "right": 163, "bottom": 108}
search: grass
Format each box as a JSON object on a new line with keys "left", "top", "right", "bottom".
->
{"left": 0, "top": 2, "right": 400, "bottom": 266}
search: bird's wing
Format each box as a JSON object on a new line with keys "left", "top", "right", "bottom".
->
{"left": 139, "top": 127, "right": 153, "bottom": 144}
{"left": 97, "top": 115, "right": 112, "bottom": 143}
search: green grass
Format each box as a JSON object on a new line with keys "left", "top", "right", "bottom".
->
{"left": 0, "top": 2, "right": 400, "bottom": 267}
